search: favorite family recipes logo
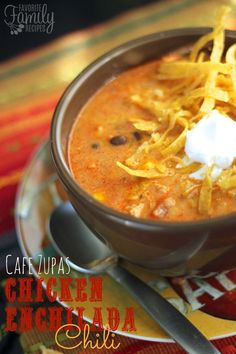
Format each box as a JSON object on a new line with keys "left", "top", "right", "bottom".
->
{"left": 4, "top": 3, "right": 54, "bottom": 35}
{"left": 4, "top": 255, "right": 137, "bottom": 350}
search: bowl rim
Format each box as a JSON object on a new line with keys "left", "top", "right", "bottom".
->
{"left": 50, "top": 26, "right": 236, "bottom": 231}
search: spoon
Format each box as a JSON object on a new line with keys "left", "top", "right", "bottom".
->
{"left": 48, "top": 202, "right": 221, "bottom": 354}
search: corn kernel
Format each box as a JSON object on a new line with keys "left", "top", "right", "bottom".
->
{"left": 143, "top": 161, "right": 156, "bottom": 169}
{"left": 93, "top": 192, "right": 105, "bottom": 202}
{"left": 97, "top": 125, "right": 104, "bottom": 135}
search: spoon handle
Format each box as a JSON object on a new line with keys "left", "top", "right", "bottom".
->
{"left": 107, "top": 265, "right": 220, "bottom": 354}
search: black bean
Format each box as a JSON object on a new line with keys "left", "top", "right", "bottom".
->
{"left": 132, "top": 131, "right": 141, "bottom": 141}
{"left": 91, "top": 143, "right": 99, "bottom": 149}
{"left": 110, "top": 135, "right": 127, "bottom": 146}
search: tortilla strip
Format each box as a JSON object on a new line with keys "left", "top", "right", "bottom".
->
{"left": 117, "top": 161, "right": 163, "bottom": 178}
{"left": 198, "top": 167, "right": 213, "bottom": 214}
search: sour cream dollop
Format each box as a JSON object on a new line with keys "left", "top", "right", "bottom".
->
{"left": 185, "top": 109, "right": 236, "bottom": 180}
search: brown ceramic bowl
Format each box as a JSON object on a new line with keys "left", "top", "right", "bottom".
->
{"left": 51, "top": 28, "right": 236, "bottom": 275}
